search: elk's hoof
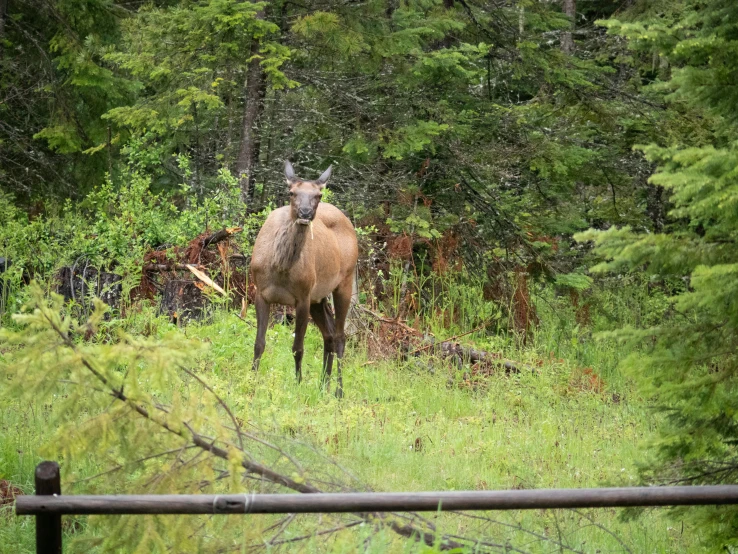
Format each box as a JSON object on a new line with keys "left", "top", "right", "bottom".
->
{"left": 335, "top": 387, "right": 344, "bottom": 400}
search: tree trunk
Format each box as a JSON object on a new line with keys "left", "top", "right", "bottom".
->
{"left": 646, "top": 184, "right": 665, "bottom": 232}
{"left": 0, "top": 0, "right": 8, "bottom": 61}
{"left": 160, "top": 280, "right": 208, "bottom": 325}
{"left": 560, "top": 0, "right": 575, "bottom": 54}
{"left": 235, "top": 20, "right": 267, "bottom": 208}
{"left": 518, "top": 3, "right": 524, "bottom": 37}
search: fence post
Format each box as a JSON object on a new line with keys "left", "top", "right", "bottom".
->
{"left": 35, "top": 461, "right": 62, "bottom": 554}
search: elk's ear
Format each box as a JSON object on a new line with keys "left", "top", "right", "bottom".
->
{"left": 284, "top": 160, "right": 298, "bottom": 185}
{"left": 316, "top": 165, "right": 332, "bottom": 188}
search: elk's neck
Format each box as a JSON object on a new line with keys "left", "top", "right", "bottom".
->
{"left": 273, "top": 221, "right": 309, "bottom": 272}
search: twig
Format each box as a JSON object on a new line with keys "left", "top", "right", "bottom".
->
{"left": 179, "top": 365, "right": 245, "bottom": 453}
{"left": 143, "top": 263, "right": 204, "bottom": 272}
{"left": 71, "top": 445, "right": 197, "bottom": 486}
{"left": 570, "top": 509, "right": 633, "bottom": 554}
{"left": 247, "top": 520, "right": 364, "bottom": 549}
{"left": 449, "top": 511, "right": 585, "bottom": 553}
{"left": 355, "top": 305, "right": 424, "bottom": 336}
{"left": 265, "top": 513, "right": 297, "bottom": 546}
{"left": 407, "top": 323, "right": 486, "bottom": 356}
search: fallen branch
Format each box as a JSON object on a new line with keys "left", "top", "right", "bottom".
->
{"left": 202, "top": 227, "right": 243, "bottom": 248}
{"left": 247, "top": 519, "right": 365, "bottom": 549}
{"left": 358, "top": 308, "right": 532, "bottom": 374}
{"left": 185, "top": 264, "right": 226, "bottom": 296}
{"left": 430, "top": 341, "right": 532, "bottom": 373}
{"left": 407, "top": 324, "right": 486, "bottom": 357}
{"left": 355, "top": 305, "right": 424, "bottom": 336}
{"left": 144, "top": 263, "right": 204, "bottom": 272}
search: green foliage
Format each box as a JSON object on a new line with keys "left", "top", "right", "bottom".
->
{"left": 602, "top": 1, "right": 738, "bottom": 126}
{"left": 383, "top": 121, "right": 449, "bottom": 160}
{"left": 101, "top": 0, "right": 293, "bottom": 175}
{"left": 0, "top": 148, "right": 254, "bottom": 318}
{"left": 1, "top": 287, "right": 220, "bottom": 551}
{"left": 579, "top": 1, "right": 738, "bottom": 546}
{"left": 0, "top": 0, "right": 132, "bottom": 198}
{"left": 4, "top": 0, "right": 738, "bottom": 549}
{"left": 0, "top": 282, "right": 705, "bottom": 552}
{"left": 554, "top": 273, "right": 592, "bottom": 291}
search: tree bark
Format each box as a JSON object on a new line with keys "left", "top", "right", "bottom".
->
{"left": 235, "top": 18, "right": 267, "bottom": 207}
{"left": 560, "top": 0, "right": 575, "bottom": 54}
{"left": 646, "top": 184, "right": 665, "bottom": 232}
{"left": 0, "top": 0, "right": 8, "bottom": 61}
{"left": 518, "top": 3, "right": 524, "bottom": 37}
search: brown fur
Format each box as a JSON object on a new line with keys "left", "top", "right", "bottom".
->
{"left": 250, "top": 162, "right": 358, "bottom": 397}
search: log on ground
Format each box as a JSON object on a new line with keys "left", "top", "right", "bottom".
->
{"left": 159, "top": 280, "right": 209, "bottom": 324}
{"left": 55, "top": 265, "right": 122, "bottom": 308}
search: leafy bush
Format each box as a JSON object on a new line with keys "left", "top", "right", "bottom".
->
{"left": 0, "top": 151, "right": 265, "bottom": 320}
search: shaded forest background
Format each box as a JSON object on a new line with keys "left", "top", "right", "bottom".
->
{"left": 3, "top": 0, "right": 738, "bottom": 549}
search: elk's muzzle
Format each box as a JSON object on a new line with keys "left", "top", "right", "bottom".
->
{"left": 296, "top": 209, "right": 313, "bottom": 225}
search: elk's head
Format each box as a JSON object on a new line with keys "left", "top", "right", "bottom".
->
{"left": 284, "top": 160, "right": 332, "bottom": 226}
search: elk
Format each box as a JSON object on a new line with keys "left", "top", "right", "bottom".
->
{"left": 250, "top": 161, "right": 358, "bottom": 397}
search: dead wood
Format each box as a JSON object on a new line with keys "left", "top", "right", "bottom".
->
{"left": 135, "top": 227, "right": 248, "bottom": 322}
{"left": 355, "top": 305, "right": 423, "bottom": 336}
{"left": 55, "top": 265, "right": 122, "bottom": 309}
{"left": 356, "top": 306, "right": 532, "bottom": 374}
{"left": 407, "top": 324, "right": 485, "bottom": 356}
{"left": 184, "top": 264, "right": 226, "bottom": 296}
{"left": 143, "top": 263, "right": 203, "bottom": 272}
{"left": 424, "top": 340, "right": 532, "bottom": 374}
{"left": 0, "top": 479, "right": 23, "bottom": 506}
{"left": 202, "top": 226, "right": 243, "bottom": 248}
{"left": 159, "top": 280, "right": 208, "bottom": 324}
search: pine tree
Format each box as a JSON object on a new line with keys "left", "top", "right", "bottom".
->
{"left": 0, "top": 0, "right": 128, "bottom": 200}
{"left": 102, "top": 0, "right": 293, "bottom": 197}
{"left": 579, "top": 1, "right": 738, "bottom": 544}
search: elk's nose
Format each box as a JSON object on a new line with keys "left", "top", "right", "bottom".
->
{"left": 298, "top": 209, "right": 312, "bottom": 219}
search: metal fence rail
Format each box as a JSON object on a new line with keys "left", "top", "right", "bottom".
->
{"left": 17, "top": 486, "right": 738, "bottom": 515}
{"left": 16, "top": 461, "right": 738, "bottom": 553}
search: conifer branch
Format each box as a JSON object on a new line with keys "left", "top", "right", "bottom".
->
{"left": 72, "top": 447, "right": 199, "bottom": 485}
{"left": 37, "top": 302, "right": 478, "bottom": 550}
{"left": 40, "top": 307, "right": 320, "bottom": 493}
{"left": 178, "top": 365, "right": 246, "bottom": 452}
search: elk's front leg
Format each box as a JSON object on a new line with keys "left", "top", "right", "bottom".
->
{"left": 292, "top": 300, "right": 310, "bottom": 383}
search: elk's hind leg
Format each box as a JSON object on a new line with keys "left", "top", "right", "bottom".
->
{"left": 252, "top": 293, "right": 270, "bottom": 372}
{"left": 332, "top": 275, "right": 354, "bottom": 399}
{"left": 310, "top": 298, "right": 335, "bottom": 392}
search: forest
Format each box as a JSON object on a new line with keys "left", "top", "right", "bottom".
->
{"left": 1, "top": 0, "right": 738, "bottom": 551}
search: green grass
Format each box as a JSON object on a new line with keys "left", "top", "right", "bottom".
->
{"left": 0, "top": 300, "right": 709, "bottom": 552}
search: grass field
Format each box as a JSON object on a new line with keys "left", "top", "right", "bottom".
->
{"left": 0, "top": 294, "right": 707, "bottom": 552}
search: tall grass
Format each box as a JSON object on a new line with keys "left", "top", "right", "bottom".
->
{"left": 0, "top": 277, "right": 707, "bottom": 551}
